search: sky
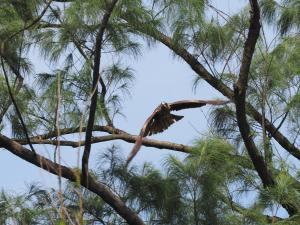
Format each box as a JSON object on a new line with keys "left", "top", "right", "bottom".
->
{"left": 0, "top": 0, "right": 247, "bottom": 193}
{"left": 0, "top": 40, "right": 222, "bottom": 192}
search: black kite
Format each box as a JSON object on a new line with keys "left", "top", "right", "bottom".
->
{"left": 126, "top": 99, "right": 230, "bottom": 165}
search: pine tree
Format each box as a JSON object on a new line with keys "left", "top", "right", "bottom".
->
{"left": 0, "top": 0, "right": 300, "bottom": 224}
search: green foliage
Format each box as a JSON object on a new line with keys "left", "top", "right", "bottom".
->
{"left": 1, "top": 143, "right": 300, "bottom": 224}
{"left": 260, "top": 0, "right": 278, "bottom": 24}
{"left": 260, "top": 0, "right": 300, "bottom": 35}
{"left": 1, "top": 0, "right": 300, "bottom": 224}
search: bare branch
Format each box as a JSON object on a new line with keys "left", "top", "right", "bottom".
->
{"left": 17, "top": 133, "right": 192, "bottom": 153}
{"left": 26, "top": 125, "right": 120, "bottom": 140}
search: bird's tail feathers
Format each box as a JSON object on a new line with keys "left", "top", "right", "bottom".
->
{"left": 126, "top": 136, "right": 143, "bottom": 167}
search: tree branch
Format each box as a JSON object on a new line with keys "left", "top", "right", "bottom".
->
{"left": 99, "top": 76, "right": 113, "bottom": 126}
{"left": 0, "top": 134, "right": 145, "bottom": 225}
{"left": 41, "top": 13, "right": 300, "bottom": 161}
{"left": 25, "top": 125, "right": 120, "bottom": 140}
{"left": 122, "top": 14, "right": 300, "bottom": 161}
{"left": 82, "top": 0, "right": 119, "bottom": 185}
{"left": 0, "top": 44, "right": 25, "bottom": 123}
{"left": 1, "top": 59, "right": 35, "bottom": 153}
{"left": 220, "top": 194, "right": 284, "bottom": 223}
{"left": 0, "top": 71, "right": 23, "bottom": 123}
{"left": 47, "top": 4, "right": 114, "bottom": 127}
{"left": 234, "top": 0, "right": 269, "bottom": 184}
{"left": 37, "top": 11, "right": 300, "bottom": 161}
{"left": 17, "top": 133, "right": 191, "bottom": 153}
{"left": 233, "top": 0, "right": 297, "bottom": 215}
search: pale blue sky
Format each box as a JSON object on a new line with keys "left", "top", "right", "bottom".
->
{"left": 0, "top": 0, "right": 246, "bottom": 192}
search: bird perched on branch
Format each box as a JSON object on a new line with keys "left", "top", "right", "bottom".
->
{"left": 126, "top": 99, "right": 231, "bottom": 165}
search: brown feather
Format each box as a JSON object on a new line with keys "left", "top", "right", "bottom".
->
{"left": 169, "top": 99, "right": 230, "bottom": 111}
{"left": 126, "top": 134, "right": 143, "bottom": 167}
{"left": 126, "top": 99, "right": 230, "bottom": 165}
{"left": 169, "top": 100, "right": 207, "bottom": 111}
{"left": 126, "top": 104, "right": 166, "bottom": 165}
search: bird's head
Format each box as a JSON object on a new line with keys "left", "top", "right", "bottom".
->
{"left": 161, "top": 101, "right": 170, "bottom": 109}
{"left": 159, "top": 102, "right": 171, "bottom": 114}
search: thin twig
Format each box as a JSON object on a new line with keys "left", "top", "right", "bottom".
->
{"left": 1, "top": 58, "right": 36, "bottom": 153}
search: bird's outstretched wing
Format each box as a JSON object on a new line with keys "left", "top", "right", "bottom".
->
{"left": 146, "top": 113, "right": 183, "bottom": 136}
{"left": 169, "top": 100, "right": 207, "bottom": 111}
{"left": 126, "top": 99, "right": 230, "bottom": 166}
{"left": 169, "top": 99, "right": 230, "bottom": 111}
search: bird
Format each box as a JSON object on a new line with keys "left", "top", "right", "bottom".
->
{"left": 126, "top": 99, "right": 231, "bottom": 165}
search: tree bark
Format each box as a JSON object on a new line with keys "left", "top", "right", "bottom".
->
{"left": 0, "top": 134, "right": 145, "bottom": 225}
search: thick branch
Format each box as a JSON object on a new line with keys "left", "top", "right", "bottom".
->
{"left": 235, "top": 0, "right": 260, "bottom": 93}
{"left": 234, "top": 1, "right": 297, "bottom": 215}
{"left": 234, "top": 0, "right": 273, "bottom": 186}
{"left": 99, "top": 77, "right": 113, "bottom": 126}
{"left": 82, "top": 0, "right": 119, "bottom": 184}
{"left": 37, "top": 13, "right": 300, "bottom": 160}
{"left": 14, "top": 133, "right": 300, "bottom": 190}
{"left": 0, "top": 134, "right": 145, "bottom": 225}
{"left": 246, "top": 104, "right": 300, "bottom": 159}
